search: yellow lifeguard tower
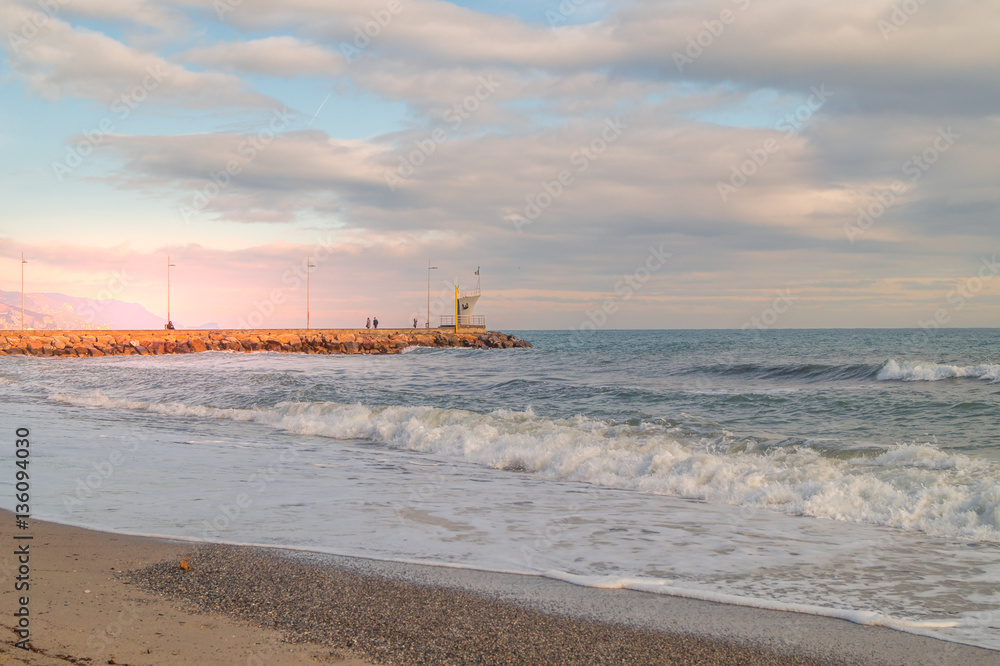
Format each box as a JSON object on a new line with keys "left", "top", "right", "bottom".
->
{"left": 440, "top": 267, "right": 485, "bottom": 331}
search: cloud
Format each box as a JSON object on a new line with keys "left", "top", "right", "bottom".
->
{"left": 63, "top": 0, "right": 187, "bottom": 31}
{"left": 2, "top": 6, "right": 274, "bottom": 109}
{"left": 5, "top": 0, "right": 1000, "bottom": 328}
{"left": 178, "top": 36, "right": 344, "bottom": 77}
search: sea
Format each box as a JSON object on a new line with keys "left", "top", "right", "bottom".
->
{"left": 2, "top": 329, "right": 1000, "bottom": 650}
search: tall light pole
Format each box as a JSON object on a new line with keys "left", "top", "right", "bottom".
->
{"left": 427, "top": 260, "right": 438, "bottom": 328}
{"left": 167, "top": 255, "right": 176, "bottom": 324}
{"left": 306, "top": 257, "right": 316, "bottom": 329}
{"left": 20, "top": 253, "right": 27, "bottom": 331}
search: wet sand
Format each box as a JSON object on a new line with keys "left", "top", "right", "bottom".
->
{"left": 2, "top": 511, "right": 996, "bottom": 665}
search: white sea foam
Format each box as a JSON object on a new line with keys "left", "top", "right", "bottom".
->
{"left": 48, "top": 391, "right": 1000, "bottom": 542}
{"left": 878, "top": 359, "right": 1000, "bottom": 382}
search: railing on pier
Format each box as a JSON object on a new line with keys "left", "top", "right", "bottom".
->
{"left": 439, "top": 315, "right": 485, "bottom": 327}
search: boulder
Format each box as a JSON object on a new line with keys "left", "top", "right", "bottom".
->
{"left": 189, "top": 337, "right": 208, "bottom": 353}
{"left": 277, "top": 334, "right": 302, "bottom": 348}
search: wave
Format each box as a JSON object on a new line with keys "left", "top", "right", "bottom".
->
{"left": 877, "top": 360, "right": 1000, "bottom": 383}
{"left": 682, "top": 359, "right": 1000, "bottom": 384}
{"left": 682, "top": 362, "right": 883, "bottom": 382}
{"left": 49, "top": 391, "right": 1000, "bottom": 542}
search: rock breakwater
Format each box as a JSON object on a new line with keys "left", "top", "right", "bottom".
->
{"left": 0, "top": 329, "right": 531, "bottom": 357}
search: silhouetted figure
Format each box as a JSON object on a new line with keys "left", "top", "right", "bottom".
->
{"left": 165, "top": 321, "right": 175, "bottom": 330}
{"left": 373, "top": 316, "right": 379, "bottom": 329}
{"left": 366, "top": 317, "right": 371, "bottom": 329}
{"left": 413, "top": 317, "right": 418, "bottom": 328}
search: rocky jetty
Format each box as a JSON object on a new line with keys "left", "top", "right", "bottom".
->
{"left": 0, "top": 329, "right": 531, "bottom": 357}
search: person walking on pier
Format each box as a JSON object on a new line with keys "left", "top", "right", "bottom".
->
{"left": 373, "top": 316, "right": 379, "bottom": 329}
{"left": 366, "top": 317, "right": 371, "bottom": 329}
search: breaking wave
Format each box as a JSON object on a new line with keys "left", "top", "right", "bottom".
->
{"left": 877, "top": 360, "right": 1000, "bottom": 383}
{"left": 49, "top": 391, "right": 1000, "bottom": 542}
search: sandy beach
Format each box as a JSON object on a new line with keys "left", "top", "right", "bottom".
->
{"left": 2, "top": 511, "right": 997, "bottom": 665}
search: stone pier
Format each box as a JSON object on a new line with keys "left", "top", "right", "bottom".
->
{"left": 0, "top": 329, "right": 531, "bottom": 357}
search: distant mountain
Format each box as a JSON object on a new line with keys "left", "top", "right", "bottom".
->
{"left": 0, "top": 290, "right": 166, "bottom": 330}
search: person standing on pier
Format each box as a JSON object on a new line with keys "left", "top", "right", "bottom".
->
{"left": 366, "top": 317, "right": 371, "bottom": 329}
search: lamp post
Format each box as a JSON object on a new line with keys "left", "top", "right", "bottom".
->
{"left": 20, "top": 253, "right": 27, "bottom": 331}
{"left": 306, "top": 257, "right": 316, "bottom": 329}
{"left": 427, "top": 260, "right": 438, "bottom": 328}
{"left": 167, "top": 255, "right": 176, "bottom": 324}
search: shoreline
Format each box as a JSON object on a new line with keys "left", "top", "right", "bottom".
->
{"left": 3, "top": 512, "right": 997, "bottom": 665}
{"left": 0, "top": 329, "right": 531, "bottom": 357}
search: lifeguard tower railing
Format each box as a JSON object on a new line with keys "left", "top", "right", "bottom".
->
{"left": 440, "top": 315, "right": 485, "bottom": 327}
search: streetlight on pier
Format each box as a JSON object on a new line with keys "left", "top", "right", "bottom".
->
{"left": 306, "top": 257, "right": 316, "bottom": 329}
{"left": 427, "top": 260, "right": 438, "bottom": 328}
{"left": 167, "top": 256, "right": 176, "bottom": 325}
{"left": 20, "top": 253, "right": 27, "bottom": 331}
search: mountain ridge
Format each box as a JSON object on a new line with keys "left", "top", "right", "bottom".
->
{"left": 0, "top": 289, "right": 167, "bottom": 330}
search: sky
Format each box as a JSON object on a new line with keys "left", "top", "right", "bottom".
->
{"left": 1, "top": 0, "right": 999, "bottom": 330}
